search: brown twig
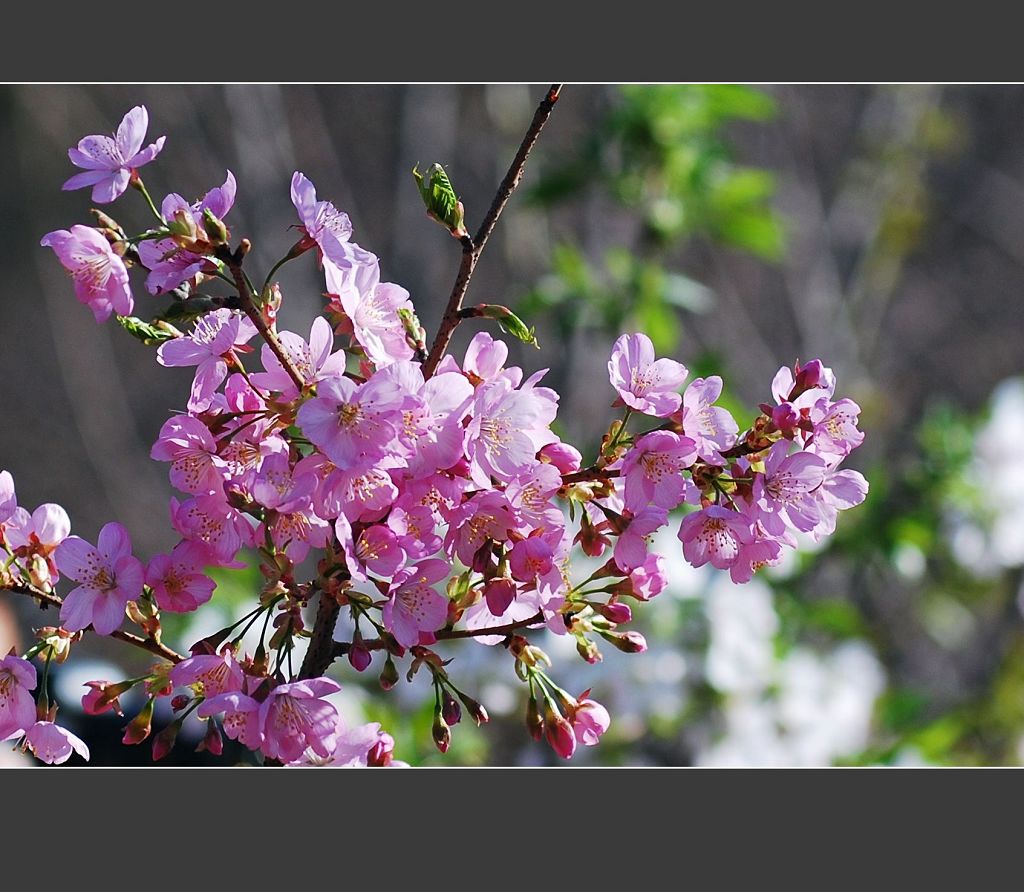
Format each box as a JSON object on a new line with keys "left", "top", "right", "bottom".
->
{"left": 435, "top": 611, "right": 545, "bottom": 641}
{"left": 299, "top": 590, "right": 343, "bottom": 680}
{"left": 561, "top": 466, "right": 622, "bottom": 486}
{"left": 422, "top": 84, "right": 562, "bottom": 377}
{"left": 3, "top": 581, "right": 183, "bottom": 664}
{"left": 215, "top": 242, "right": 306, "bottom": 393}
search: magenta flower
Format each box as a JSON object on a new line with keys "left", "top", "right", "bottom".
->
{"left": 331, "top": 466, "right": 399, "bottom": 524}
{"left": 62, "top": 105, "right": 165, "bottom": 204}
{"left": 607, "top": 332, "right": 687, "bottom": 417}
{"left": 325, "top": 259, "right": 415, "bottom": 368}
{"left": 446, "top": 492, "right": 515, "bottom": 566}
{"left": 170, "top": 495, "right": 254, "bottom": 567}
{"left": 627, "top": 553, "right": 668, "bottom": 600}
{"left": 198, "top": 691, "right": 262, "bottom": 750}
{"left": 145, "top": 541, "right": 217, "bottom": 613}
{"left": 754, "top": 443, "right": 828, "bottom": 534}
{"left": 169, "top": 651, "right": 244, "bottom": 698}
{"left": 0, "top": 655, "right": 36, "bottom": 741}
{"left": 295, "top": 373, "right": 405, "bottom": 469}
{"left": 538, "top": 441, "right": 583, "bottom": 475}
{"left": 613, "top": 506, "right": 668, "bottom": 572}
{"left": 23, "top": 721, "right": 90, "bottom": 764}
{"left": 150, "top": 415, "right": 225, "bottom": 496}
{"left": 286, "top": 718, "right": 403, "bottom": 768}
{"left": 809, "top": 398, "right": 864, "bottom": 458}
{"left": 729, "top": 536, "right": 783, "bottom": 585}
{"left": 772, "top": 359, "right": 836, "bottom": 405}
{"left": 157, "top": 309, "right": 257, "bottom": 412}
{"left": 679, "top": 376, "right": 739, "bottom": 465}
{"left": 40, "top": 225, "right": 133, "bottom": 323}
{"left": 4, "top": 503, "right": 71, "bottom": 587}
{"left": 387, "top": 505, "right": 442, "bottom": 561}
{"left": 506, "top": 463, "right": 563, "bottom": 530}
{"left": 569, "top": 695, "right": 610, "bottom": 747}
{"left": 509, "top": 536, "right": 555, "bottom": 582}
{"left": 354, "top": 525, "right": 407, "bottom": 577}
{"left": 55, "top": 522, "right": 144, "bottom": 635}
{"left": 258, "top": 677, "right": 341, "bottom": 764}
{"left": 383, "top": 559, "right": 450, "bottom": 648}
{"left": 677, "top": 506, "right": 753, "bottom": 571}
{"left": 291, "top": 172, "right": 374, "bottom": 271}
{"left": 467, "top": 378, "right": 556, "bottom": 484}
{"left": 621, "top": 431, "right": 698, "bottom": 513}
{"left": 137, "top": 171, "right": 236, "bottom": 294}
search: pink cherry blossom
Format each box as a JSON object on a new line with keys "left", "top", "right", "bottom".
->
{"left": 754, "top": 443, "right": 829, "bottom": 534}
{"left": 569, "top": 695, "right": 610, "bottom": 747}
{"left": 150, "top": 415, "right": 225, "bottom": 496}
{"left": 291, "top": 172, "right": 375, "bottom": 272}
{"left": 467, "top": 378, "right": 556, "bottom": 484}
{"left": 387, "top": 505, "right": 442, "bottom": 561}
{"left": 677, "top": 506, "right": 754, "bottom": 571}
{"left": 40, "top": 225, "right": 133, "bottom": 323}
{"left": 169, "top": 651, "right": 244, "bottom": 697}
{"left": 250, "top": 316, "right": 348, "bottom": 400}
{"left": 5, "top": 503, "right": 72, "bottom": 587}
{"left": 354, "top": 525, "right": 407, "bottom": 577}
{"left": 325, "top": 259, "right": 415, "bottom": 368}
{"left": 296, "top": 373, "right": 405, "bottom": 469}
{"left": 157, "top": 309, "right": 257, "bottom": 412}
{"left": 506, "top": 463, "right": 564, "bottom": 531}
{"left": 621, "top": 431, "right": 698, "bottom": 513}
{"left": 771, "top": 359, "right": 835, "bottom": 408}
{"left": 808, "top": 467, "right": 869, "bottom": 541}
{"left": 258, "top": 677, "right": 341, "bottom": 764}
{"left": 0, "top": 470, "right": 15, "bottom": 525}
{"left": 287, "top": 718, "right": 402, "bottom": 768}
{"left": 446, "top": 492, "right": 515, "bottom": 567}
{"left": 679, "top": 376, "right": 738, "bottom": 465}
{"left": 62, "top": 105, "right": 165, "bottom": 203}
{"left": 137, "top": 171, "right": 236, "bottom": 294}
{"left": 463, "top": 332, "right": 509, "bottom": 383}
{"left": 383, "top": 559, "right": 450, "bottom": 648}
{"left": 613, "top": 506, "right": 668, "bottom": 572}
{"left": 23, "top": 721, "right": 90, "bottom": 764}
{"left": 169, "top": 495, "right": 254, "bottom": 567}
{"left": 145, "top": 541, "right": 217, "bottom": 613}
{"left": 729, "top": 536, "right": 784, "bottom": 584}
{"left": 627, "top": 553, "right": 668, "bottom": 600}
{"left": 607, "top": 332, "right": 687, "bottom": 417}
{"left": 55, "top": 522, "right": 144, "bottom": 635}
{"left": 809, "top": 398, "right": 864, "bottom": 458}
{"left": 198, "top": 692, "right": 262, "bottom": 750}
{"left": 0, "top": 655, "right": 36, "bottom": 741}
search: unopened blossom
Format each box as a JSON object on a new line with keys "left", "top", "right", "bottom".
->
{"left": 156, "top": 309, "right": 257, "bottom": 412}
{"left": 291, "top": 171, "right": 374, "bottom": 271}
{"left": 0, "top": 655, "right": 36, "bottom": 741}
{"left": 62, "top": 105, "right": 165, "bottom": 203}
{"left": 295, "top": 373, "right": 405, "bottom": 469}
{"left": 383, "top": 559, "right": 450, "bottom": 648}
{"left": 258, "top": 677, "right": 341, "bottom": 764}
{"left": 145, "top": 541, "right": 217, "bottom": 613}
{"left": 40, "top": 225, "right": 132, "bottom": 323}
{"left": 55, "top": 522, "right": 144, "bottom": 635}
{"left": 137, "top": 171, "right": 236, "bottom": 294}
{"left": 607, "top": 332, "right": 687, "bottom": 417}
{"left": 150, "top": 415, "right": 225, "bottom": 496}
{"left": 23, "top": 721, "right": 90, "bottom": 765}
{"left": 568, "top": 694, "right": 611, "bottom": 747}
{"left": 325, "top": 259, "right": 415, "bottom": 368}
{"left": 621, "top": 431, "right": 698, "bottom": 513}
{"left": 3, "top": 505, "right": 70, "bottom": 589}
{"left": 251, "top": 315, "right": 348, "bottom": 400}
{"left": 679, "top": 376, "right": 739, "bottom": 464}
{"left": 627, "top": 552, "right": 668, "bottom": 600}
{"left": 677, "top": 506, "right": 754, "bottom": 571}
{"left": 169, "top": 651, "right": 244, "bottom": 698}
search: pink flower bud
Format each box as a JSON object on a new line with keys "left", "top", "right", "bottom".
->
{"left": 432, "top": 713, "right": 451, "bottom": 753}
{"left": 539, "top": 441, "right": 583, "bottom": 474}
{"left": 170, "top": 695, "right": 190, "bottom": 712}
{"left": 441, "top": 690, "right": 462, "bottom": 726}
{"left": 151, "top": 722, "right": 179, "bottom": 761}
{"left": 348, "top": 643, "right": 372, "bottom": 672}
{"left": 367, "top": 733, "right": 396, "bottom": 767}
{"left": 595, "top": 601, "right": 632, "bottom": 624}
{"left": 379, "top": 655, "right": 399, "bottom": 691}
{"left": 601, "top": 629, "right": 648, "bottom": 654}
{"left": 196, "top": 720, "right": 223, "bottom": 756}
{"left": 543, "top": 707, "right": 577, "bottom": 760}
{"left": 123, "top": 698, "right": 155, "bottom": 745}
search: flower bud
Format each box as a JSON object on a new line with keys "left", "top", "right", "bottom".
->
{"left": 196, "top": 720, "right": 223, "bottom": 756}
{"left": 575, "top": 635, "right": 603, "bottom": 665}
{"left": 456, "top": 691, "right": 490, "bottom": 726}
{"left": 431, "top": 713, "right": 451, "bottom": 753}
{"left": 379, "top": 654, "right": 399, "bottom": 691}
{"left": 441, "top": 689, "right": 462, "bottom": 726}
{"left": 525, "top": 691, "right": 544, "bottom": 742}
{"left": 599, "top": 629, "right": 648, "bottom": 654}
{"left": 367, "top": 733, "right": 396, "bottom": 767}
{"left": 82, "top": 679, "right": 130, "bottom": 716}
{"left": 543, "top": 703, "right": 577, "bottom": 760}
{"left": 202, "top": 208, "right": 230, "bottom": 246}
{"left": 27, "top": 554, "right": 52, "bottom": 592}
{"left": 348, "top": 642, "right": 372, "bottom": 673}
{"left": 151, "top": 721, "right": 179, "bottom": 761}
{"left": 122, "top": 698, "right": 155, "bottom": 745}
{"left": 412, "top": 162, "right": 468, "bottom": 239}
{"left": 170, "top": 694, "right": 191, "bottom": 712}
{"left": 594, "top": 600, "right": 632, "bottom": 624}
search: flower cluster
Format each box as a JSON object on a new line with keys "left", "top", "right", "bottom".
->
{"left": 0, "top": 102, "right": 867, "bottom": 766}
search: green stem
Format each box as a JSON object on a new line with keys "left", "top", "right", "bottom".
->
{"left": 134, "top": 177, "right": 165, "bottom": 225}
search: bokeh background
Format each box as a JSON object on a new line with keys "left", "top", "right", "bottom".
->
{"left": 4, "top": 84, "right": 1024, "bottom": 766}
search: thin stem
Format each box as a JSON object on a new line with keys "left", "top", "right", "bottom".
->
{"left": 422, "top": 84, "right": 562, "bottom": 377}
{"left": 2, "top": 580, "right": 183, "bottom": 663}
{"left": 436, "top": 611, "right": 545, "bottom": 641}
{"left": 133, "top": 176, "right": 165, "bottom": 225}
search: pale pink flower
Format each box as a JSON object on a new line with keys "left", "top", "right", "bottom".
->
{"left": 145, "top": 541, "right": 217, "bottom": 613}
{"left": 169, "top": 651, "right": 244, "bottom": 697}
{"left": 613, "top": 506, "right": 668, "bottom": 572}
{"left": 0, "top": 470, "right": 15, "bottom": 525}
{"left": 169, "top": 495, "right": 254, "bottom": 567}
{"left": 607, "top": 333, "right": 687, "bottom": 417}
{"left": 23, "top": 721, "right": 90, "bottom": 764}
{"left": 569, "top": 695, "right": 610, "bottom": 747}
{"left": 41, "top": 225, "right": 132, "bottom": 323}
{"left": 258, "top": 677, "right": 341, "bottom": 764}
{"left": 291, "top": 172, "right": 375, "bottom": 271}
{"left": 463, "top": 332, "right": 509, "bottom": 383}
{"left": 809, "top": 398, "right": 864, "bottom": 458}
{"left": 250, "top": 315, "right": 347, "bottom": 400}
{"left": 62, "top": 105, "right": 165, "bottom": 203}
{"left": 467, "top": 378, "right": 556, "bottom": 484}
{"left": 4, "top": 503, "right": 71, "bottom": 586}
{"left": 150, "top": 415, "right": 225, "bottom": 496}
{"left": 620, "top": 431, "right": 698, "bottom": 513}
{"left": 0, "top": 655, "right": 36, "bottom": 741}
{"left": 198, "top": 691, "right": 262, "bottom": 750}
{"left": 383, "top": 559, "right": 450, "bottom": 648}
{"left": 677, "top": 506, "right": 754, "bottom": 571}
{"left": 679, "top": 376, "right": 738, "bottom": 465}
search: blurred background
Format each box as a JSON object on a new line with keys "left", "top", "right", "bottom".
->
{"left": 3, "top": 84, "right": 1024, "bottom": 766}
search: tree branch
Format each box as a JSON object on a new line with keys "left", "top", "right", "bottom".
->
{"left": 216, "top": 242, "right": 306, "bottom": 393}
{"left": 3, "top": 581, "right": 183, "bottom": 664}
{"left": 422, "top": 84, "right": 563, "bottom": 377}
{"left": 299, "top": 589, "right": 342, "bottom": 680}
{"left": 435, "top": 611, "right": 545, "bottom": 641}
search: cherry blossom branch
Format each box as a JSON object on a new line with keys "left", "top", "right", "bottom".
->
{"left": 299, "top": 589, "right": 342, "bottom": 680}
{"left": 561, "top": 466, "right": 622, "bottom": 486}
{"left": 215, "top": 242, "right": 306, "bottom": 394}
{"left": 435, "top": 611, "right": 545, "bottom": 641}
{"left": 2, "top": 580, "right": 183, "bottom": 664}
{"left": 422, "top": 84, "right": 563, "bottom": 377}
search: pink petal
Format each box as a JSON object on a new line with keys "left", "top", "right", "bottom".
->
{"left": 97, "top": 521, "right": 132, "bottom": 564}
{"left": 62, "top": 169, "right": 109, "bottom": 192}
{"left": 91, "top": 169, "right": 131, "bottom": 204}
{"left": 54, "top": 536, "right": 102, "bottom": 583}
{"left": 116, "top": 106, "right": 149, "bottom": 159}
